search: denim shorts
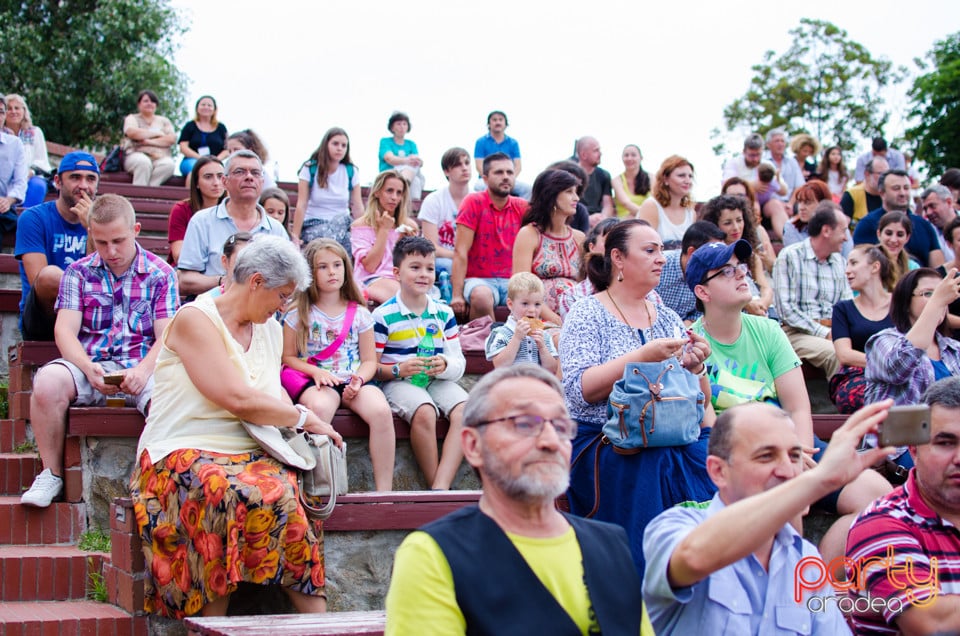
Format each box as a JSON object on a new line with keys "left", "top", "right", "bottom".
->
{"left": 463, "top": 277, "right": 510, "bottom": 306}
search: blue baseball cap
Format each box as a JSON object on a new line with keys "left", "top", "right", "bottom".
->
{"left": 58, "top": 151, "right": 100, "bottom": 175}
{"left": 685, "top": 239, "right": 753, "bottom": 293}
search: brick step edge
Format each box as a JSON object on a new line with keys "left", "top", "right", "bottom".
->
{"left": 0, "top": 496, "right": 86, "bottom": 545}
{"left": 0, "top": 600, "right": 147, "bottom": 635}
{"left": 0, "top": 419, "right": 28, "bottom": 453}
{"left": 0, "top": 545, "right": 106, "bottom": 601}
{"left": 0, "top": 451, "right": 41, "bottom": 496}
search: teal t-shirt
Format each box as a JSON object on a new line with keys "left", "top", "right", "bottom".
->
{"left": 692, "top": 314, "right": 800, "bottom": 412}
{"left": 378, "top": 137, "right": 419, "bottom": 172}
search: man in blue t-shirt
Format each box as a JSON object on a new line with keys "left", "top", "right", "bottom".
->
{"left": 473, "top": 110, "right": 530, "bottom": 199}
{"left": 851, "top": 169, "right": 944, "bottom": 268}
{"left": 15, "top": 151, "right": 98, "bottom": 340}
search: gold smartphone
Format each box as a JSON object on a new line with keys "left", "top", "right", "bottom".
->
{"left": 879, "top": 405, "right": 931, "bottom": 447}
{"left": 102, "top": 372, "right": 125, "bottom": 386}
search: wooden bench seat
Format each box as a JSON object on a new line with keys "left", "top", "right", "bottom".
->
{"left": 185, "top": 610, "right": 386, "bottom": 636}
{"left": 66, "top": 406, "right": 451, "bottom": 440}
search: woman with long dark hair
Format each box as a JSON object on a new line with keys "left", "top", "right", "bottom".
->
{"left": 512, "top": 169, "right": 585, "bottom": 324}
{"left": 612, "top": 144, "right": 651, "bottom": 218}
{"left": 167, "top": 156, "right": 225, "bottom": 265}
{"left": 291, "top": 127, "right": 363, "bottom": 254}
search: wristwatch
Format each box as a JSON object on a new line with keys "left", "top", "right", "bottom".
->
{"left": 392, "top": 363, "right": 401, "bottom": 379}
{"left": 294, "top": 404, "right": 310, "bottom": 434}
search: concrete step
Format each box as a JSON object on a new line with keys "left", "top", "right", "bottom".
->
{"left": 0, "top": 419, "right": 28, "bottom": 453}
{"left": 0, "top": 496, "right": 86, "bottom": 545}
{"left": 0, "top": 600, "right": 147, "bottom": 635}
{"left": 0, "top": 545, "right": 106, "bottom": 602}
{"left": 0, "top": 452, "right": 41, "bottom": 496}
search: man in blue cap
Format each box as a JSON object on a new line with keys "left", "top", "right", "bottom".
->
{"left": 15, "top": 151, "right": 99, "bottom": 340}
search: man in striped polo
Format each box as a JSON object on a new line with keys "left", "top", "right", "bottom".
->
{"left": 846, "top": 377, "right": 960, "bottom": 635}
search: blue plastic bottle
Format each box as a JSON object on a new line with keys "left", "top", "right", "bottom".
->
{"left": 438, "top": 271, "right": 452, "bottom": 303}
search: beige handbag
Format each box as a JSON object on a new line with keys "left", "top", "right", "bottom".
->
{"left": 243, "top": 422, "right": 348, "bottom": 520}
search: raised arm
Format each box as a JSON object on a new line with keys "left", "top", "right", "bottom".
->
{"left": 662, "top": 401, "right": 892, "bottom": 588}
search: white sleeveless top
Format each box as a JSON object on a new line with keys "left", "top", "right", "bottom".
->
{"left": 655, "top": 201, "right": 695, "bottom": 249}
{"left": 136, "top": 293, "right": 284, "bottom": 464}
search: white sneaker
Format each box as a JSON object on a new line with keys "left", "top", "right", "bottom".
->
{"left": 20, "top": 468, "right": 63, "bottom": 507}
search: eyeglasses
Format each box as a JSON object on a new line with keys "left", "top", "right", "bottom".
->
{"left": 229, "top": 168, "right": 263, "bottom": 179}
{"left": 702, "top": 261, "right": 749, "bottom": 284}
{"left": 474, "top": 414, "right": 577, "bottom": 440}
{"left": 914, "top": 290, "right": 936, "bottom": 299}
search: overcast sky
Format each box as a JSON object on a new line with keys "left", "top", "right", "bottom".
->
{"left": 168, "top": 0, "right": 959, "bottom": 197}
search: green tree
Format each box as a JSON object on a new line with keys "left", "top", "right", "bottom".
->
{"left": 1, "top": 0, "right": 188, "bottom": 148}
{"left": 906, "top": 32, "right": 960, "bottom": 176}
{"left": 722, "top": 19, "right": 904, "bottom": 151}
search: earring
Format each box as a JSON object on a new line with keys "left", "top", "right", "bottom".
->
{"left": 617, "top": 269, "right": 624, "bottom": 282}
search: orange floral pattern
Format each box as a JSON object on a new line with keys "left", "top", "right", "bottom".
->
{"left": 130, "top": 449, "right": 325, "bottom": 619}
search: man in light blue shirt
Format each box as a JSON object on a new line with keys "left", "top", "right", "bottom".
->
{"left": 0, "top": 96, "right": 28, "bottom": 218}
{"left": 177, "top": 150, "right": 287, "bottom": 295}
{"left": 642, "top": 400, "right": 895, "bottom": 635}
{"left": 763, "top": 128, "right": 805, "bottom": 203}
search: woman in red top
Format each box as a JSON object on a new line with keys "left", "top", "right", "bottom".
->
{"left": 167, "top": 156, "right": 225, "bottom": 265}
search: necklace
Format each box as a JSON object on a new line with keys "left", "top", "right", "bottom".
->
{"left": 607, "top": 289, "right": 652, "bottom": 343}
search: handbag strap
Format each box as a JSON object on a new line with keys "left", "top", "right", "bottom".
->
{"left": 298, "top": 473, "right": 338, "bottom": 520}
{"left": 308, "top": 301, "right": 358, "bottom": 364}
{"left": 569, "top": 433, "right": 607, "bottom": 519}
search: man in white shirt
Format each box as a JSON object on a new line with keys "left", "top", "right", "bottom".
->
{"left": 419, "top": 147, "right": 471, "bottom": 275}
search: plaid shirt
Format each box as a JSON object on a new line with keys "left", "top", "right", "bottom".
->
{"left": 56, "top": 242, "right": 179, "bottom": 364}
{"left": 773, "top": 239, "right": 851, "bottom": 337}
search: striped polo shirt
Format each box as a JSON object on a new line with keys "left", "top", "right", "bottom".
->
{"left": 372, "top": 293, "right": 459, "bottom": 364}
{"left": 846, "top": 470, "right": 960, "bottom": 634}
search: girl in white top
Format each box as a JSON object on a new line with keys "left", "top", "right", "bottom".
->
{"left": 819, "top": 145, "right": 849, "bottom": 201}
{"left": 281, "top": 238, "right": 395, "bottom": 491}
{"left": 292, "top": 127, "right": 363, "bottom": 255}
{"left": 636, "top": 155, "right": 696, "bottom": 251}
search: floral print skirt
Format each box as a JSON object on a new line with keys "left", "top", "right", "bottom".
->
{"left": 130, "top": 448, "right": 325, "bottom": 619}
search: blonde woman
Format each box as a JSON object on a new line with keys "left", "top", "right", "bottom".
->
{"left": 351, "top": 170, "right": 419, "bottom": 303}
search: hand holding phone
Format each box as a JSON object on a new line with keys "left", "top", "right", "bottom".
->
{"left": 879, "top": 405, "right": 931, "bottom": 447}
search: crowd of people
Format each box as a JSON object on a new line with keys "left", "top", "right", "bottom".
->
{"left": 6, "top": 90, "right": 960, "bottom": 633}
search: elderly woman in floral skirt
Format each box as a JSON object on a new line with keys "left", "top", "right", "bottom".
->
{"left": 130, "top": 236, "right": 342, "bottom": 618}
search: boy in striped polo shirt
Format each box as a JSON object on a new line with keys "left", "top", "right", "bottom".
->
{"left": 373, "top": 237, "right": 467, "bottom": 490}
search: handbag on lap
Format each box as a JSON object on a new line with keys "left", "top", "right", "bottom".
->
{"left": 242, "top": 421, "right": 348, "bottom": 520}
{"left": 603, "top": 360, "right": 703, "bottom": 453}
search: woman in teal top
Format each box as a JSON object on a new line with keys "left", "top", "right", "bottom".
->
{"left": 378, "top": 111, "right": 424, "bottom": 199}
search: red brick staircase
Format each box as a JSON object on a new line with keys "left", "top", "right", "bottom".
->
{"left": 0, "top": 419, "right": 147, "bottom": 635}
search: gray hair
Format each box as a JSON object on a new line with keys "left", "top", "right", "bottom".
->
{"left": 744, "top": 133, "right": 764, "bottom": 151}
{"left": 921, "top": 184, "right": 953, "bottom": 202}
{"left": 463, "top": 364, "right": 564, "bottom": 428}
{"left": 224, "top": 149, "right": 263, "bottom": 172}
{"left": 923, "top": 377, "right": 960, "bottom": 410}
{"left": 232, "top": 235, "right": 311, "bottom": 292}
{"left": 765, "top": 127, "right": 788, "bottom": 143}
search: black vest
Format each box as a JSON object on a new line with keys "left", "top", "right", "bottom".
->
{"left": 423, "top": 506, "right": 642, "bottom": 636}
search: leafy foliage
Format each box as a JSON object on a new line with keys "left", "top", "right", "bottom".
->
{"left": 0, "top": 0, "right": 188, "bottom": 148}
{"left": 906, "top": 32, "right": 960, "bottom": 176}
{"left": 722, "top": 19, "right": 905, "bottom": 151}
{"left": 78, "top": 528, "right": 111, "bottom": 553}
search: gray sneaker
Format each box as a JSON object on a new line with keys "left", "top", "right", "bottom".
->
{"left": 20, "top": 468, "right": 63, "bottom": 507}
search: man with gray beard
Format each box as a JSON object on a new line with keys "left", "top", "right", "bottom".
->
{"left": 385, "top": 364, "right": 652, "bottom": 635}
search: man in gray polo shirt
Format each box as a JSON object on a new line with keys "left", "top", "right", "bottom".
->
{"left": 177, "top": 149, "right": 287, "bottom": 295}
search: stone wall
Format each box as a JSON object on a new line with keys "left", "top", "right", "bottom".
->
{"left": 80, "top": 434, "right": 480, "bottom": 533}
